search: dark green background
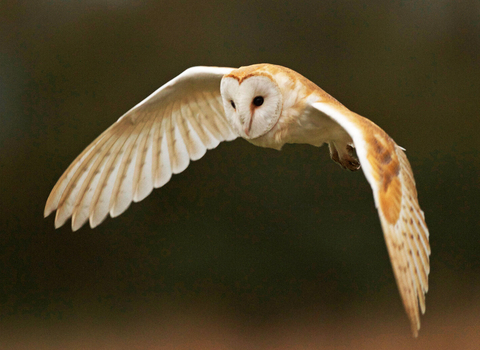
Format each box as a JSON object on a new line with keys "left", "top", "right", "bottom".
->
{"left": 1, "top": 1, "right": 479, "bottom": 348}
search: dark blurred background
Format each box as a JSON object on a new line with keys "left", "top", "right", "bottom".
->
{"left": 1, "top": 0, "right": 479, "bottom": 349}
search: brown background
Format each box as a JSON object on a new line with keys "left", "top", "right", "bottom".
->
{"left": 1, "top": 0, "right": 479, "bottom": 349}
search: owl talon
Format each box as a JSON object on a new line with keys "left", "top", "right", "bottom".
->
{"left": 329, "top": 143, "right": 361, "bottom": 171}
{"left": 345, "top": 158, "right": 361, "bottom": 171}
{"left": 345, "top": 145, "right": 361, "bottom": 171}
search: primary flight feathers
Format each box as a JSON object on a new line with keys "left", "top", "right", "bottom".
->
{"left": 44, "top": 67, "right": 237, "bottom": 229}
{"left": 45, "top": 64, "right": 430, "bottom": 336}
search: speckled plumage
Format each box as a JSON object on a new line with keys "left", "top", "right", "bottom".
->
{"left": 45, "top": 64, "right": 430, "bottom": 336}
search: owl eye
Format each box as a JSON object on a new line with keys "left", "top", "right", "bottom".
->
{"left": 253, "top": 96, "right": 264, "bottom": 107}
{"left": 230, "top": 100, "right": 236, "bottom": 109}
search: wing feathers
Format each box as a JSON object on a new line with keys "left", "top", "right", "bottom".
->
{"left": 132, "top": 112, "right": 157, "bottom": 203}
{"left": 71, "top": 126, "right": 126, "bottom": 231}
{"left": 109, "top": 117, "right": 148, "bottom": 218}
{"left": 45, "top": 130, "right": 108, "bottom": 218}
{"left": 177, "top": 102, "right": 207, "bottom": 161}
{"left": 153, "top": 117, "right": 172, "bottom": 188}
{"left": 192, "top": 93, "right": 225, "bottom": 141}
{"left": 184, "top": 102, "right": 220, "bottom": 149}
{"left": 310, "top": 101, "right": 430, "bottom": 337}
{"left": 54, "top": 126, "right": 121, "bottom": 228}
{"left": 89, "top": 128, "right": 131, "bottom": 228}
{"left": 46, "top": 67, "right": 237, "bottom": 229}
{"left": 165, "top": 102, "right": 190, "bottom": 174}
{"left": 202, "top": 91, "right": 236, "bottom": 141}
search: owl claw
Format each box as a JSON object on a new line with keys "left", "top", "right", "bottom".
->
{"left": 329, "top": 143, "right": 361, "bottom": 171}
{"left": 345, "top": 158, "right": 361, "bottom": 171}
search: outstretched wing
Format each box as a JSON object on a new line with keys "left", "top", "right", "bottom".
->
{"left": 45, "top": 66, "right": 237, "bottom": 231}
{"left": 310, "top": 101, "right": 430, "bottom": 337}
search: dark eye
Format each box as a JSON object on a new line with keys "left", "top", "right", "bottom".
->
{"left": 253, "top": 96, "right": 264, "bottom": 107}
{"left": 230, "top": 100, "right": 236, "bottom": 109}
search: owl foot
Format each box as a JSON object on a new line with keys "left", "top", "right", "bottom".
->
{"left": 329, "top": 143, "right": 361, "bottom": 172}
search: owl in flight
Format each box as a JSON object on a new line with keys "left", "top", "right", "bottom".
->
{"left": 45, "top": 64, "right": 430, "bottom": 336}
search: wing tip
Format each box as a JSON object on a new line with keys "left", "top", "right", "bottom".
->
{"left": 71, "top": 222, "right": 81, "bottom": 232}
{"left": 44, "top": 190, "right": 59, "bottom": 218}
{"left": 54, "top": 219, "right": 65, "bottom": 230}
{"left": 133, "top": 186, "right": 154, "bottom": 203}
{"left": 89, "top": 210, "right": 109, "bottom": 229}
{"left": 154, "top": 172, "right": 172, "bottom": 189}
{"left": 408, "top": 307, "right": 421, "bottom": 338}
{"left": 171, "top": 157, "right": 190, "bottom": 175}
{"left": 189, "top": 147, "right": 207, "bottom": 162}
{"left": 44, "top": 206, "right": 54, "bottom": 218}
{"left": 50, "top": 209, "right": 106, "bottom": 231}
{"left": 109, "top": 202, "right": 132, "bottom": 219}
{"left": 411, "top": 326, "right": 419, "bottom": 338}
{"left": 420, "top": 301, "right": 426, "bottom": 315}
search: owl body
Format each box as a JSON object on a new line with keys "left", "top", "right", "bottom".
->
{"left": 45, "top": 63, "right": 430, "bottom": 337}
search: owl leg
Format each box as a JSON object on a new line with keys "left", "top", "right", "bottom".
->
{"left": 328, "top": 143, "right": 361, "bottom": 171}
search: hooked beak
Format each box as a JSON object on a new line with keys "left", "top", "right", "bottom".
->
{"left": 243, "top": 112, "right": 254, "bottom": 137}
{"left": 244, "top": 125, "right": 250, "bottom": 137}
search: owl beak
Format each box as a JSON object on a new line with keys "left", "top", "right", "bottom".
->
{"left": 243, "top": 114, "right": 253, "bottom": 137}
{"left": 244, "top": 125, "right": 250, "bottom": 137}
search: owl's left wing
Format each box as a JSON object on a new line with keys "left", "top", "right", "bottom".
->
{"left": 310, "top": 101, "right": 430, "bottom": 337}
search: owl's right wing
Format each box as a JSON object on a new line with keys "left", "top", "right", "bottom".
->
{"left": 45, "top": 66, "right": 237, "bottom": 231}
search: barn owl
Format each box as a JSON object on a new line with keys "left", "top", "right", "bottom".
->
{"left": 44, "top": 64, "right": 430, "bottom": 336}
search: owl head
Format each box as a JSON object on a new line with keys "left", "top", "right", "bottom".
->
{"left": 220, "top": 66, "right": 283, "bottom": 139}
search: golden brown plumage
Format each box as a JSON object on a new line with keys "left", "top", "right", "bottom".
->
{"left": 45, "top": 64, "right": 430, "bottom": 336}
